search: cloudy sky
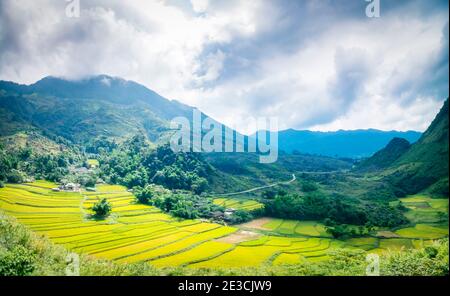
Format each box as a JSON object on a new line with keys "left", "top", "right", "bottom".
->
{"left": 0, "top": 0, "right": 448, "bottom": 134}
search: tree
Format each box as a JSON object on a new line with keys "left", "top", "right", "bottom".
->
{"left": 325, "top": 224, "right": 351, "bottom": 238}
{"left": 262, "top": 190, "right": 276, "bottom": 199}
{"left": 0, "top": 245, "right": 35, "bottom": 276}
{"left": 228, "top": 210, "right": 253, "bottom": 224}
{"left": 85, "top": 176, "right": 97, "bottom": 188}
{"left": 92, "top": 198, "right": 112, "bottom": 218}
{"left": 7, "top": 169, "right": 23, "bottom": 183}
{"left": 18, "top": 147, "right": 32, "bottom": 160}
{"left": 134, "top": 186, "right": 154, "bottom": 204}
{"left": 191, "top": 177, "right": 208, "bottom": 194}
{"left": 302, "top": 181, "right": 318, "bottom": 192}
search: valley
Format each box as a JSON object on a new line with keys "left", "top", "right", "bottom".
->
{"left": 0, "top": 180, "right": 447, "bottom": 270}
{"left": 0, "top": 76, "right": 448, "bottom": 276}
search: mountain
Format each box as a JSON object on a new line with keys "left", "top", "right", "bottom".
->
{"left": 0, "top": 75, "right": 251, "bottom": 150}
{"left": 382, "top": 98, "right": 449, "bottom": 197}
{"left": 0, "top": 75, "right": 358, "bottom": 195}
{"left": 1, "top": 75, "right": 423, "bottom": 159}
{"left": 355, "top": 137, "right": 411, "bottom": 172}
{"left": 274, "top": 129, "right": 421, "bottom": 158}
{"left": 0, "top": 75, "right": 202, "bottom": 144}
{"left": 0, "top": 75, "right": 193, "bottom": 120}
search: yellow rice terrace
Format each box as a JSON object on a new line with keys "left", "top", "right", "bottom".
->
{"left": 0, "top": 181, "right": 447, "bottom": 269}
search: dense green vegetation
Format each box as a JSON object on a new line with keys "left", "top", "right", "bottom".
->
{"left": 98, "top": 136, "right": 211, "bottom": 193}
{"left": 91, "top": 198, "right": 112, "bottom": 218}
{"left": 133, "top": 184, "right": 259, "bottom": 223}
{"left": 0, "top": 77, "right": 448, "bottom": 276}
{"left": 0, "top": 138, "right": 77, "bottom": 183}
{"left": 377, "top": 99, "right": 448, "bottom": 197}
{"left": 263, "top": 190, "right": 406, "bottom": 227}
{"left": 355, "top": 137, "right": 411, "bottom": 172}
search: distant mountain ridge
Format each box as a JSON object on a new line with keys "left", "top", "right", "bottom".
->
{"left": 0, "top": 75, "right": 421, "bottom": 159}
{"left": 274, "top": 129, "right": 421, "bottom": 158}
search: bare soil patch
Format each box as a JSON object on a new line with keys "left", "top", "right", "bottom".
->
{"left": 376, "top": 231, "right": 401, "bottom": 238}
{"left": 216, "top": 230, "right": 260, "bottom": 243}
{"left": 239, "top": 217, "right": 272, "bottom": 230}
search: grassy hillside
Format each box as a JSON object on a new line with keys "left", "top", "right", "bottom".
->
{"left": 355, "top": 137, "right": 411, "bottom": 172}
{"left": 383, "top": 99, "right": 449, "bottom": 197}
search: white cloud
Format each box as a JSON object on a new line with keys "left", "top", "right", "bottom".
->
{"left": 190, "top": 0, "right": 209, "bottom": 13}
{"left": 0, "top": 0, "right": 448, "bottom": 134}
{"left": 180, "top": 10, "right": 449, "bottom": 133}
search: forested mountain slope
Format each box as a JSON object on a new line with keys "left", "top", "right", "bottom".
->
{"left": 355, "top": 137, "right": 412, "bottom": 172}
{"left": 378, "top": 99, "right": 448, "bottom": 197}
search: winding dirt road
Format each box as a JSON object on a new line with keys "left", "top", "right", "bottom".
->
{"left": 214, "top": 174, "right": 296, "bottom": 197}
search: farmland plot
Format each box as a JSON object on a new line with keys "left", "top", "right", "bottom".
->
{"left": 0, "top": 183, "right": 447, "bottom": 269}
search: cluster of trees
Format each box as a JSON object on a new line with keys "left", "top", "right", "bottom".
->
{"left": 0, "top": 140, "right": 80, "bottom": 183}
{"left": 98, "top": 136, "right": 211, "bottom": 193}
{"left": 0, "top": 144, "right": 76, "bottom": 183}
{"left": 85, "top": 136, "right": 118, "bottom": 154}
{"left": 1, "top": 145, "right": 25, "bottom": 183}
{"left": 29, "top": 154, "right": 71, "bottom": 182}
{"left": 323, "top": 218, "right": 375, "bottom": 238}
{"left": 92, "top": 198, "right": 112, "bottom": 218}
{"left": 263, "top": 190, "right": 407, "bottom": 227}
{"left": 133, "top": 185, "right": 257, "bottom": 224}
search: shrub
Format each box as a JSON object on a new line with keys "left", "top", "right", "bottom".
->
{"left": 134, "top": 186, "right": 154, "bottom": 204}
{"left": 382, "top": 239, "right": 449, "bottom": 275}
{"left": 227, "top": 210, "right": 253, "bottom": 224}
{"left": 85, "top": 177, "right": 97, "bottom": 188}
{"left": 302, "top": 181, "right": 318, "bottom": 192}
{"left": 0, "top": 245, "right": 35, "bottom": 276}
{"left": 92, "top": 198, "right": 112, "bottom": 218}
{"left": 6, "top": 169, "right": 23, "bottom": 183}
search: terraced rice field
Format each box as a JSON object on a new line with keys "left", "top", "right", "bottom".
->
{"left": 393, "top": 195, "right": 449, "bottom": 224}
{"left": 395, "top": 224, "right": 448, "bottom": 239}
{"left": 0, "top": 183, "right": 447, "bottom": 269}
{"left": 243, "top": 216, "right": 445, "bottom": 255}
{"left": 389, "top": 195, "right": 449, "bottom": 241}
{"left": 0, "top": 182, "right": 239, "bottom": 267}
{"left": 259, "top": 219, "right": 331, "bottom": 237}
{"left": 213, "top": 198, "right": 264, "bottom": 211}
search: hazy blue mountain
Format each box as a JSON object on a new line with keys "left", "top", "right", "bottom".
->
{"left": 275, "top": 129, "right": 422, "bottom": 158}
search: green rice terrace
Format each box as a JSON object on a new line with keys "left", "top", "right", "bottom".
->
{"left": 0, "top": 180, "right": 447, "bottom": 269}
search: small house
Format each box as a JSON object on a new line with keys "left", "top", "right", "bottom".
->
{"left": 59, "top": 183, "right": 81, "bottom": 192}
{"left": 224, "top": 208, "right": 236, "bottom": 216}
